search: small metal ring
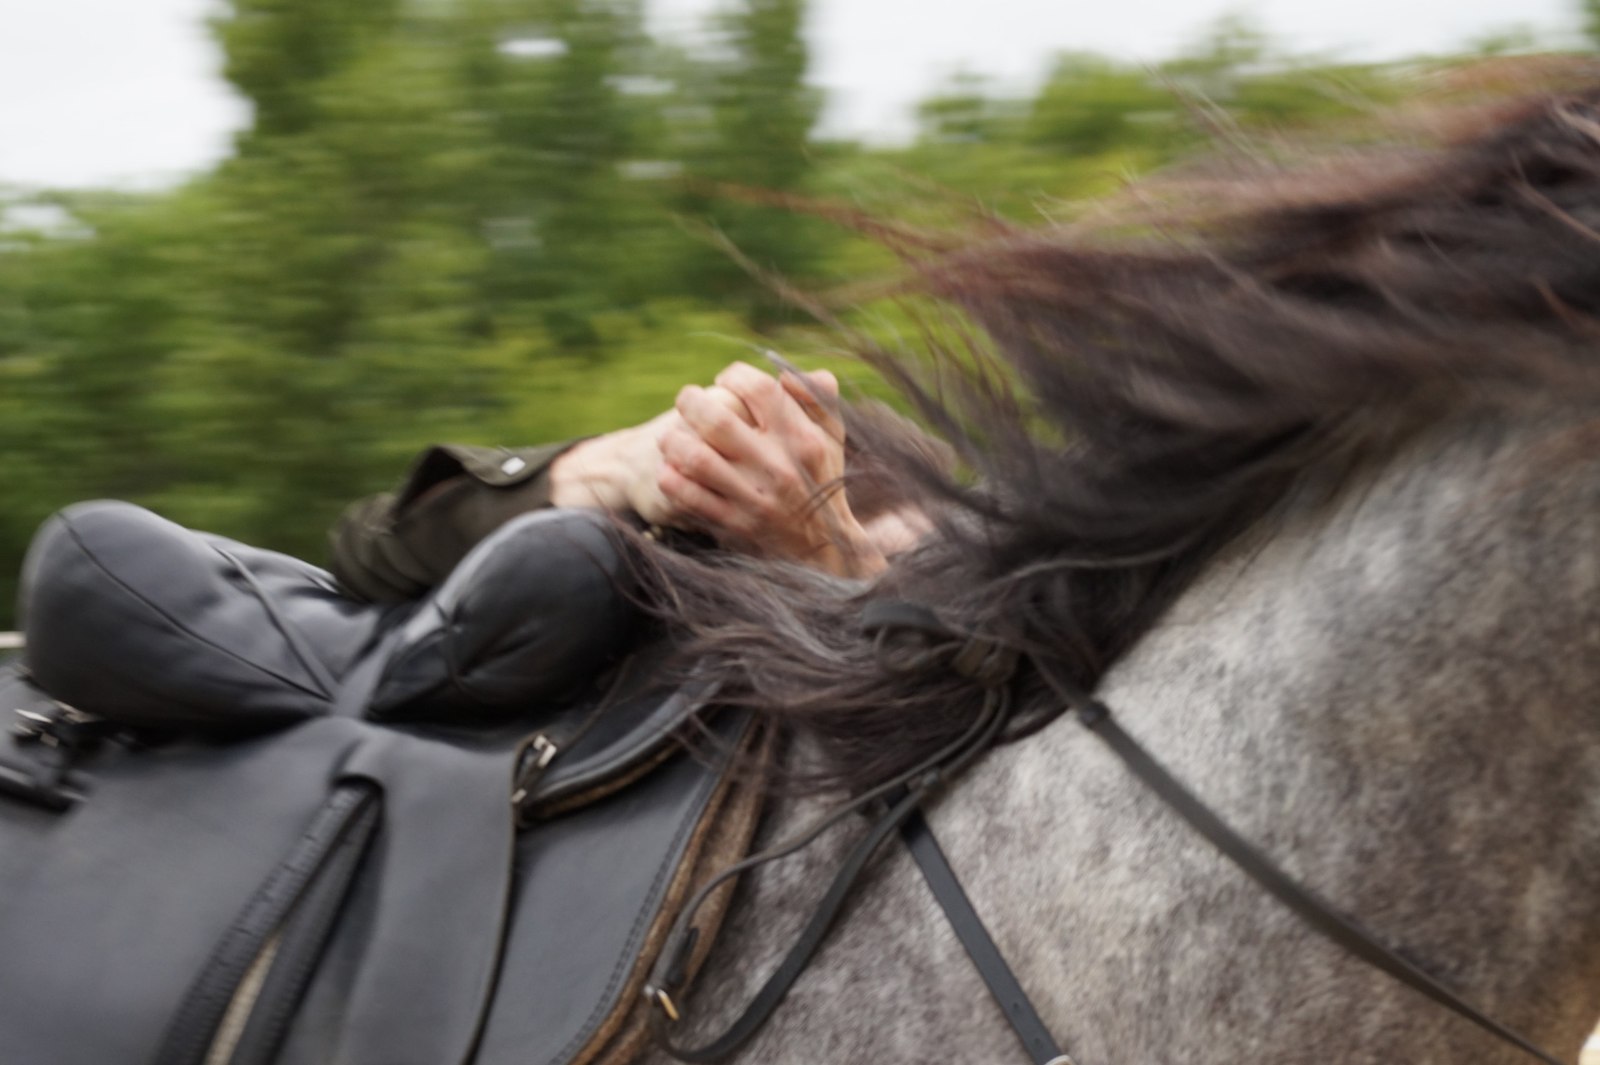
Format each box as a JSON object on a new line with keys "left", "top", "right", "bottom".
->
{"left": 651, "top": 987, "right": 681, "bottom": 1023}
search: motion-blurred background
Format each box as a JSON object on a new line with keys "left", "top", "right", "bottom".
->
{"left": 1, "top": 0, "right": 1596, "bottom": 628}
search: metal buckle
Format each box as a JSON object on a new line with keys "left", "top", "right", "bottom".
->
{"left": 648, "top": 986, "right": 681, "bottom": 1023}
{"left": 510, "top": 734, "right": 560, "bottom": 822}
{"left": 12, "top": 708, "right": 55, "bottom": 744}
{"left": 3, "top": 703, "right": 100, "bottom": 812}
{"left": 12, "top": 702, "right": 97, "bottom": 746}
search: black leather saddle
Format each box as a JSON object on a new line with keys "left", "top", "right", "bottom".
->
{"left": 0, "top": 501, "right": 760, "bottom": 1065}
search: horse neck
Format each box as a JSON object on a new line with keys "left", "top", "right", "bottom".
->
{"left": 661, "top": 408, "right": 1600, "bottom": 1065}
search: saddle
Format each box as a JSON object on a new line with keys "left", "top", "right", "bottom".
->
{"left": 0, "top": 501, "right": 765, "bottom": 1065}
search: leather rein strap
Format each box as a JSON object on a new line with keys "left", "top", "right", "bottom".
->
{"left": 875, "top": 603, "right": 1567, "bottom": 1065}
{"left": 646, "top": 685, "right": 1009, "bottom": 1062}
{"left": 1062, "top": 688, "right": 1568, "bottom": 1065}
{"left": 900, "top": 808, "right": 1071, "bottom": 1065}
{"left": 648, "top": 602, "right": 1067, "bottom": 1064}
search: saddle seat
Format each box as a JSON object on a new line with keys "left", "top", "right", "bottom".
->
{"left": 0, "top": 501, "right": 764, "bottom": 1065}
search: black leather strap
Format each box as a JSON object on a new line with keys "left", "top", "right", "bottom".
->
{"left": 862, "top": 602, "right": 1563, "bottom": 1065}
{"left": 1071, "top": 696, "right": 1566, "bottom": 1065}
{"left": 225, "top": 791, "right": 383, "bottom": 1065}
{"left": 901, "top": 809, "right": 1070, "bottom": 1065}
{"left": 155, "top": 781, "right": 381, "bottom": 1065}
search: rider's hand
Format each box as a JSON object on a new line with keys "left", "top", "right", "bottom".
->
{"left": 548, "top": 388, "right": 747, "bottom": 526}
{"left": 658, "top": 361, "right": 887, "bottom": 578}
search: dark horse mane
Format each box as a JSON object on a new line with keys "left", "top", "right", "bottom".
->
{"left": 633, "top": 84, "right": 1600, "bottom": 792}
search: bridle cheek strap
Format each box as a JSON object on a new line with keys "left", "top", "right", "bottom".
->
{"left": 1064, "top": 691, "right": 1567, "bottom": 1065}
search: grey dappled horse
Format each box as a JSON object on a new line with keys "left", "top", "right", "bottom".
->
{"left": 637, "top": 90, "right": 1600, "bottom": 1064}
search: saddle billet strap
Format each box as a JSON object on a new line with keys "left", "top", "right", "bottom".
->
{"left": 900, "top": 809, "right": 1071, "bottom": 1065}
{"left": 154, "top": 780, "right": 382, "bottom": 1065}
{"left": 1063, "top": 690, "right": 1567, "bottom": 1065}
{"left": 223, "top": 796, "right": 385, "bottom": 1065}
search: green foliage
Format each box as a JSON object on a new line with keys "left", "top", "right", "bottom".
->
{"left": 1027, "top": 54, "right": 1177, "bottom": 155}
{"left": 917, "top": 73, "right": 1023, "bottom": 145}
{"left": 1161, "top": 12, "right": 1271, "bottom": 89}
{"left": 677, "top": 0, "right": 830, "bottom": 320}
{"left": 0, "top": 0, "right": 1541, "bottom": 628}
{"left": 214, "top": 0, "right": 402, "bottom": 140}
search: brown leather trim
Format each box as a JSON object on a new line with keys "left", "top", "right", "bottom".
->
{"left": 529, "top": 741, "right": 681, "bottom": 819}
{"left": 573, "top": 722, "right": 774, "bottom": 1065}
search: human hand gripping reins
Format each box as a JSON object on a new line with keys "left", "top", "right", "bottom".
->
{"left": 658, "top": 362, "right": 889, "bottom": 579}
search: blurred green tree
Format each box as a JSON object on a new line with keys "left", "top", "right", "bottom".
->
{"left": 680, "top": 0, "right": 827, "bottom": 322}
{"left": 214, "top": 0, "right": 402, "bottom": 142}
{"left": 0, "top": 3, "right": 1536, "bottom": 632}
{"left": 1027, "top": 53, "right": 1175, "bottom": 154}
{"left": 916, "top": 73, "right": 1021, "bottom": 145}
{"left": 462, "top": 0, "right": 670, "bottom": 347}
{"left": 1160, "top": 12, "right": 1271, "bottom": 96}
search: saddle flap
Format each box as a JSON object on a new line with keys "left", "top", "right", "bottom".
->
{"left": 469, "top": 712, "right": 763, "bottom": 1065}
{"left": 0, "top": 715, "right": 371, "bottom": 1065}
{"left": 270, "top": 729, "right": 522, "bottom": 1065}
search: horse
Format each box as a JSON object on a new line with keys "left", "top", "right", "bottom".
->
{"left": 628, "top": 87, "right": 1600, "bottom": 1064}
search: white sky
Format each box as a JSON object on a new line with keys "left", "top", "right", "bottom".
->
{"left": 0, "top": 0, "right": 1586, "bottom": 189}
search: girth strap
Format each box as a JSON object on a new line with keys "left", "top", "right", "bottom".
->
{"left": 901, "top": 809, "right": 1071, "bottom": 1065}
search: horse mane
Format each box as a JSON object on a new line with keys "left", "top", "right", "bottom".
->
{"left": 633, "top": 84, "right": 1600, "bottom": 793}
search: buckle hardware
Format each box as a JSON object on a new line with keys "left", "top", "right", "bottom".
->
{"left": 510, "top": 734, "right": 560, "bottom": 824}
{"left": 12, "top": 708, "right": 55, "bottom": 743}
{"left": 12, "top": 703, "right": 98, "bottom": 747}
{"left": 3, "top": 703, "right": 104, "bottom": 812}
{"left": 649, "top": 987, "right": 681, "bottom": 1023}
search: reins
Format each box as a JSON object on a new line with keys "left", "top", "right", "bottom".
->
{"left": 1031, "top": 666, "right": 1569, "bottom": 1065}
{"left": 648, "top": 600, "right": 1568, "bottom": 1065}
